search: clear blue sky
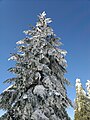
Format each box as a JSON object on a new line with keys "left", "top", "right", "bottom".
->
{"left": 0, "top": 0, "right": 90, "bottom": 119}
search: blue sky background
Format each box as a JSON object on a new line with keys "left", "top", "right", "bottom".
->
{"left": 0, "top": 0, "right": 90, "bottom": 119}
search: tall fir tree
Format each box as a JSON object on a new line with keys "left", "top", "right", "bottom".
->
{"left": 0, "top": 12, "right": 71, "bottom": 120}
{"left": 74, "top": 79, "right": 90, "bottom": 120}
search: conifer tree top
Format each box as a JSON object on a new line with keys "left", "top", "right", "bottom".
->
{"left": 75, "top": 79, "right": 90, "bottom": 120}
{"left": 0, "top": 11, "right": 71, "bottom": 120}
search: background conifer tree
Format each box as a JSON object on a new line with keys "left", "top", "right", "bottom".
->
{"left": 74, "top": 79, "right": 90, "bottom": 120}
{"left": 0, "top": 12, "right": 71, "bottom": 120}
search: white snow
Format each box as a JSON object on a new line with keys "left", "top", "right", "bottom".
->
{"left": 35, "top": 72, "right": 41, "bottom": 80}
{"left": 37, "top": 65, "right": 43, "bottom": 71}
{"left": 16, "top": 40, "right": 24, "bottom": 45}
{"left": 36, "top": 22, "right": 41, "bottom": 27}
{"left": 76, "top": 78, "right": 86, "bottom": 96}
{"left": 76, "top": 78, "right": 83, "bottom": 93}
{"left": 23, "top": 94, "right": 28, "bottom": 99}
{"left": 40, "top": 11, "right": 46, "bottom": 18}
{"left": 33, "top": 85, "right": 46, "bottom": 98}
{"left": 60, "top": 50, "right": 67, "bottom": 56}
{"left": 8, "top": 55, "right": 17, "bottom": 61}
{"left": 37, "top": 27, "right": 42, "bottom": 32}
{"left": 45, "top": 18, "right": 52, "bottom": 24}
{"left": 23, "top": 30, "right": 29, "bottom": 35}
{"left": 86, "top": 80, "right": 90, "bottom": 97}
{"left": 75, "top": 78, "right": 82, "bottom": 88}
{"left": 31, "top": 109, "right": 49, "bottom": 120}
{"left": 54, "top": 92, "right": 60, "bottom": 96}
{"left": 3, "top": 84, "right": 14, "bottom": 92}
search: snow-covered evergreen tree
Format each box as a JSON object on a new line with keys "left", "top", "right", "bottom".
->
{"left": 0, "top": 12, "right": 71, "bottom": 120}
{"left": 86, "top": 80, "right": 90, "bottom": 98}
{"left": 74, "top": 79, "right": 90, "bottom": 120}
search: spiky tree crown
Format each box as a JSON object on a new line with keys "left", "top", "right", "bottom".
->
{"left": 0, "top": 12, "right": 71, "bottom": 120}
{"left": 74, "top": 79, "right": 90, "bottom": 120}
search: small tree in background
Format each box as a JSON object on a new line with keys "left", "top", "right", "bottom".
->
{"left": 74, "top": 79, "right": 90, "bottom": 120}
{"left": 0, "top": 12, "right": 71, "bottom": 120}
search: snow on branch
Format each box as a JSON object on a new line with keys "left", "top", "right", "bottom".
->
{"left": 86, "top": 80, "right": 90, "bottom": 97}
